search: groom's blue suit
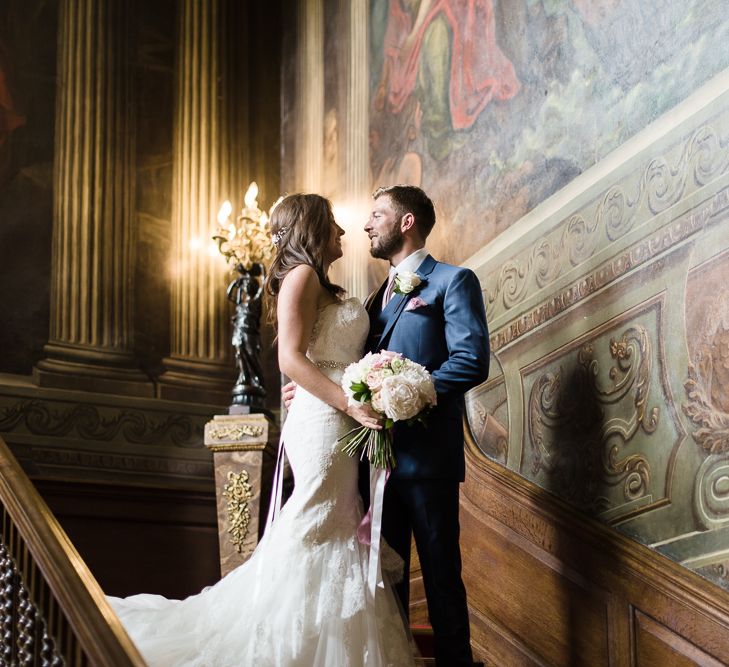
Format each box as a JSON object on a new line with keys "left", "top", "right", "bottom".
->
{"left": 364, "top": 253, "right": 489, "bottom": 666}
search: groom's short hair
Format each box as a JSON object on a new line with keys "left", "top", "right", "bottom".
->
{"left": 373, "top": 185, "right": 436, "bottom": 239}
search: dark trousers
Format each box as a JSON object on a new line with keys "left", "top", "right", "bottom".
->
{"left": 379, "top": 477, "right": 474, "bottom": 667}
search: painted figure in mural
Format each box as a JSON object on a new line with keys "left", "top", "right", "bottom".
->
{"left": 0, "top": 44, "right": 24, "bottom": 146}
{"left": 109, "top": 194, "right": 418, "bottom": 666}
{"left": 374, "top": 0, "right": 520, "bottom": 161}
{"left": 0, "top": 38, "right": 26, "bottom": 185}
{"left": 363, "top": 185, "right": 490, "bottom": 666}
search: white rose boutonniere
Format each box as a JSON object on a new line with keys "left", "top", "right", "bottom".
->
{"left": 394, "top": 270, "right": 422, "bottom": 295}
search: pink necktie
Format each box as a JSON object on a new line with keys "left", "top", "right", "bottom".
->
{"left": 382, "top": 271, "right": 396, "bottom": 308}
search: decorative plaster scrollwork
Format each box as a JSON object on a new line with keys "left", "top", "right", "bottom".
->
{"left": 483, "top": 123, "right": 729, "bottom": 322}
{"left": 489, "top": 188, "right": 727, "bottom": 352}
{"left": 602, "top": 186, "right": 635, "bottom": 241}
{"left": 0, "top": 399, "right": 198, "bottom": 447}
{"left": 564, "top": 213, "right": 600, "bottom": 266}
{"left": 694, "top": 454, "right": 729, "bottom": 528}
{"left": 222, "top": 470, "right": 253, "bottom": 553}
{"left": 684, "top": 334, "right": 729, "bottom": 527}
{"left": 528, "top": 325, "right": 656, "bottom": 513}
{"left": 686, "top": 125, "right": 729, "bottom": 186}
{"left": 468, "top": 400, "right": 508, "bottom": 464}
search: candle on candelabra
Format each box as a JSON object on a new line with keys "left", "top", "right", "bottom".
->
{"left": 213, "top": 182, "right": 281, "bottom": 412}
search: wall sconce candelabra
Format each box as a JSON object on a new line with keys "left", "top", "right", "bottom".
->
{"left": 214, "top": 182, "right": 282, "bottom": 412}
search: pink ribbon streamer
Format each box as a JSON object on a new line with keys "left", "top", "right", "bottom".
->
{"left": 264, "top": 435, "right": 286, "bottom": 531}
{"left": 357, "top": 466, "right": 390, "bottom": 598}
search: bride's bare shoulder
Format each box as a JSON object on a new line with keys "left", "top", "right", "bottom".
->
{"left": 279, "top": 265, "right": 331, "bottom": 309}
{"left": 280, "top": 264, "right": 318, "bottom": 293}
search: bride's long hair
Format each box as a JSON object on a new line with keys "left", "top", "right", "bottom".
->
{"left": 265, "top": 193, "right": 345, "bottom": 325}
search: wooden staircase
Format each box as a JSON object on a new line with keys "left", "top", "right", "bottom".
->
{"left": 0, "top": 435, "right": 144, "bottom": 665}
{"left": 412, "top": 624, "right": 436, "bottom": 665}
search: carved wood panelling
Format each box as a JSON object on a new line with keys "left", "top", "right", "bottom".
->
{"left": 36, "top": 479, "right": 219, "bottom": 600}
{"left": 634, "top": 611, "right": 726, "bottom": 667}
{"left": 462, "top": 442, "right": 729, "bottom": 666}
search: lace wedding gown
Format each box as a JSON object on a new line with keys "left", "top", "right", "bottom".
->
{"left": 109, "top": 298, "right": 416, "bottom": 667}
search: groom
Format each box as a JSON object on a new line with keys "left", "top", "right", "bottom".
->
{"left": 363, "top": 185, "right": 489, "bottom": 666}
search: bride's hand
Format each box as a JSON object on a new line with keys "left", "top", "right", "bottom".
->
{"left": 345, "top": 402, "right": 383, "bottom": 430}
{"left": 281, "top": 381, "right": 297, "bottom": 409}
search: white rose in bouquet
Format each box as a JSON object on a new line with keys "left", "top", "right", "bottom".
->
{"left": 338, "top": 350, "right": 436, "bottom": 469}
{"left": 400, "top": 362, "right": 437, "bottom": 407}
{"left": 380, "top": 376, "right": 422, "bottom": 421}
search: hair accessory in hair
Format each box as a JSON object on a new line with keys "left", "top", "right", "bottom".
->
{"left": 271, "top": 226, "right": 289, "bottom": 247}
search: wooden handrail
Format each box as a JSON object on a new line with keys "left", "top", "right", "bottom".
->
{"left": 0, "top": 436, "right": 147, "bottom": 666}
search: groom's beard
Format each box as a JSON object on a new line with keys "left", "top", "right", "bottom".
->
{"left": 369, "top": 227, "right": 403, "bottom": 260}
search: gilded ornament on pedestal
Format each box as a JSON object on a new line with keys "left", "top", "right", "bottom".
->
{"left": 222, "top": 470, "right": 254, "bottom": 552}
{"left": 208, "top": 423, "right": 265, "bottom": 441}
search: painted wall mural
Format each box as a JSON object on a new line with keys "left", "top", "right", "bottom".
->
{"left": 287, "top": 0, "right": 729, "bottom": 595}
{"left": 0, "top": 0, "right": 55, "bottom": 374}
{"left": 369, "top": 0, "right": 729, "bottom": 266}
{"left": 465, "top": 89, "right": 729, "bottom": 591}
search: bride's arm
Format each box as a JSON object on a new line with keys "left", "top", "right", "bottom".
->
{"left": 277, "top": 265, "right": 381, "bottom": 429}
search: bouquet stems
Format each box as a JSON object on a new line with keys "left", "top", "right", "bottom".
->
{"left": 338, "top": 425, "right": 396, "bottom": 470}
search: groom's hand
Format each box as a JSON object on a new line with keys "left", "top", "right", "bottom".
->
{"left": 282, "top": 381, "right": 297, "bottom": 409}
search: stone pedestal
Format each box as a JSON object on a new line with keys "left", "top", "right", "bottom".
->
{"left": 204, "top": 412, "right": 275, "bottom": 576}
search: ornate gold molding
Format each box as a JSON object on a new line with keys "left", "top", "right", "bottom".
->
{"left": 207, "top": 423, "right": 264, "bottom": 441}
{"left": 204, "top": 413, "right": 270, "bottom": 451}
{"left": 222, "top": 470, "right": 253, "bottom": 553}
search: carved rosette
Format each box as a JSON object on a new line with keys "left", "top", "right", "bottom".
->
{"left": 222, "top": 470, "right": 253, "bottom": 553}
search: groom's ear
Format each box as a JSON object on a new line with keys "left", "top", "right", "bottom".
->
{"left": 400, "top": 212, "right": 415, "bottom": 233}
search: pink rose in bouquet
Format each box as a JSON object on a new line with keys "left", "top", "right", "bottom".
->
{"left": 339, "top": 350, "right": 436, "bottom": 469}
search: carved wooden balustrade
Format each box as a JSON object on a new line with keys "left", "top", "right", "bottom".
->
{"left": 0, "top": 436, "right": 146, "bottom": 666}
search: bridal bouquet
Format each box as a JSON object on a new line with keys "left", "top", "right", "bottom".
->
{"left": 338, "top": 351, "right": 436, "bottom": 469}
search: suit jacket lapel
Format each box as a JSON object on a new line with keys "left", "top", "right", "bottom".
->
{"left": 365, "top": 279, "right": 388, "bottom": 316}
{"left": 378, "top": 254, "right": 437, "bottom": 346}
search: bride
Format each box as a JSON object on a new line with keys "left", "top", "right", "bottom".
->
{"left": 109, "top": 194, "right": 417, "bottom": 666}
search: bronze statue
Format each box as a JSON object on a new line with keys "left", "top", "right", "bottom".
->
{"left": 227, "top": 262, "right": 266, "bottom": 410}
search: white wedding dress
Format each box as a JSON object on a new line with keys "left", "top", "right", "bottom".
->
{"left": 109, "top": 297, "right": 416, "bottom": 667}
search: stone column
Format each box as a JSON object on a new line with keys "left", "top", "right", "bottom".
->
{"left": 296, "top": 0, "right": 324, "bottom": 193}
{"left": 339, "top": 0, "right": 370, "bottom": 300}
{"left": 323, "top": 0, "right": 370, "bottom": 299}
{"left": 34, "top": 0, "right": 153, "bottom": 397}
{"left": 157, "top": 0, "right": 244, "bottom": 405}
